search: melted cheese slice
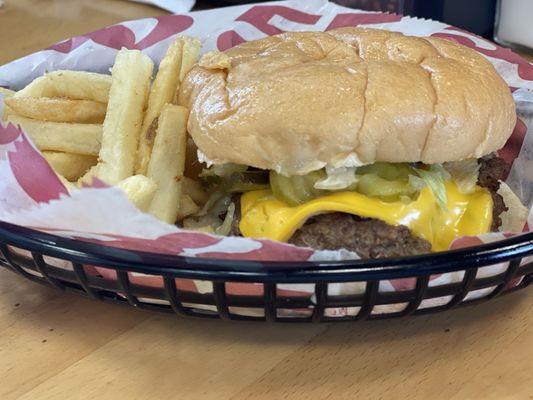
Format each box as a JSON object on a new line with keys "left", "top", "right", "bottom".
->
{"left": 239, "top": 182, "right": 493, "bottom": 251}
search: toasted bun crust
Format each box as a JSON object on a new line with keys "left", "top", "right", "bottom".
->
{"left": 178, "top": 28, "right": 516, "bottom": 175}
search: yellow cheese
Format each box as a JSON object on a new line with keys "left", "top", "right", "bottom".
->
{"left": 239, "top": 182, "right": 493, "bottom": 251}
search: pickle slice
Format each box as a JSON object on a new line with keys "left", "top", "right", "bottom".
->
{"left": 357, "top": 162, "right": 412, "bottom": 180}
{"left": 268, "top": 162, "right": 427, "bottom": 205}
{"left": 356, "top": 174, "right": 417, "bottom": 199}
{"left": 270, "top": 170, "right": 326, "bottom": 206}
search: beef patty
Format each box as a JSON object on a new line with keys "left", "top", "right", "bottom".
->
{"left": 231, "top": 156, "right": 509, "bottom": 258}
{"left": 289, "top": 213, "right": 431, "bottom": 258}
{"left": 477, "top": 155, "right": 509, "bottom": 231}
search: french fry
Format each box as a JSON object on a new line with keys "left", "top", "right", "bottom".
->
{"left": 0, "top": 87, "right": 15, "bottom": 98}
{"left": 173, "top": 37, "right": 202, "bottom": 103}
{"left": 42, "top": 151, "right": 97, "bottom": 182}
{"left": 135, "top": 37, "right": 187, "bottom": 175}
{"left": 116, "top": 175, "right": 157, "bottom": 212}
{"left": 77, "top": 164, "right": 100, "bottom": 187}
{"left": 147, "top": 104, "right": 188, "bottom": 224}
{"left": 5, "top": 97, "right": 107, "bottom": 123}
{"left": 182, "top": 176, "right": 208, "bottom": 206}
{"left": 2, "top": 106, "right": 13, "bottom": 121}
{"left": 6, "top": 115, "right": 102, "bottom": 155}
{"left": 56, "top": 173, "right": 76, "bottom": 192}
{"left": 176, "top": 194, "right": 200, "bottom": 221}
{"left": 97, "top": 49, "right": 153, "bottom": 184}
{"left": 1, "top": 88, "right": 15, "bottom": 121}
{"left": 15, "top": 71, "right": 112, "bottom": 103}
{"left": 179, "top": 36, "right": 202, "bottom": 81}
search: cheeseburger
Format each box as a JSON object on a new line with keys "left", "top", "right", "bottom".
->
{"left": 178, "top": 28, "right": 528, "bottom": 258}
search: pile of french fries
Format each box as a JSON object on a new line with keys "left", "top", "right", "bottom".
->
{"left": 1, "top": 36, "right": 210, "bottom": 225}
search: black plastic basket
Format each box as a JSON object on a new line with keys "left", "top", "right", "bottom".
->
{"left": 0, "top": 220, "right": 531, "bottom": 322}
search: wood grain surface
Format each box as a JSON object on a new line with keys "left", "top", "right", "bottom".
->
{"left": 0, "top": 1, "right": 532, "bottom": 399}
{"left": 1, "top": 267, "right": 532, "bottom": 400}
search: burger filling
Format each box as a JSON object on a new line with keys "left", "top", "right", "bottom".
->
{"left": 184, "top": 156, "right": 508, "bottom": 258}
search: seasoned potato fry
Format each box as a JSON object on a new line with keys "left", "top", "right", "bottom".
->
{"left": 182, "top": 176, "right": 208, "bottom": 206}
{"left": 7, "top": 115, "right": 102, "bottom": 155}
{"left": 176, "top": 194, "right": 200, "bottom": 221}
{"left": 117, "top": 175, "right": 157, "bottom": 212}
{"left": 0, "top": 87, "right": 15, "bottom": 98}
{"left": 147, "top": 105, "right": 188, "bottom": 224}
{"left": 97, "top": 49, "right": 153, "bottom": 184}
{"left": 43, "top": 151, "right": 97, "bottom": 182}
{"left": 5, "top": 97, "right": 107, "bottom": 123}
{"left": 15, "top": 71, "right": 112, "bottom": 103}
{"left": 136, "top": 37, "right": 186, "bottom": 175}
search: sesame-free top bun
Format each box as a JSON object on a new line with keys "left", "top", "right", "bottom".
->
{"left": 178, "top": 28, "right": 516, "bottom": 175}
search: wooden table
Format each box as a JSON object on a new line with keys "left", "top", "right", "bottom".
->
{"left": 1, "top": 1, "right": 532, "bottom": 399}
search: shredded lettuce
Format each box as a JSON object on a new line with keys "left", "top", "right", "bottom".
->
{"left": 194, "top": 191, "right": 229, "bottom": 217}
{"left": 182, "top": 192, "right": 233, "bottom": 233}
{"left": 200, "top": 163, "right": 248, "bottom": 179}
{"left": 182, "top": 215, "right": 219, "bottom": 232}
{"left": 443, "top": 159, "right": 480, "bottom": 194}
{"left": 408, "top": 174, "right": 426, "bottom": 192}
{"left": 215, "top": 202, "right": 236, "bottom": 236}
{"left": 409, "top": 164, "right": 451, "bottom": 210}
{"left": 200, "top": 164, "right": 269, "bottom": 192}
{"left": 314, "top": 166, "right": 358, "bottom": 190}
